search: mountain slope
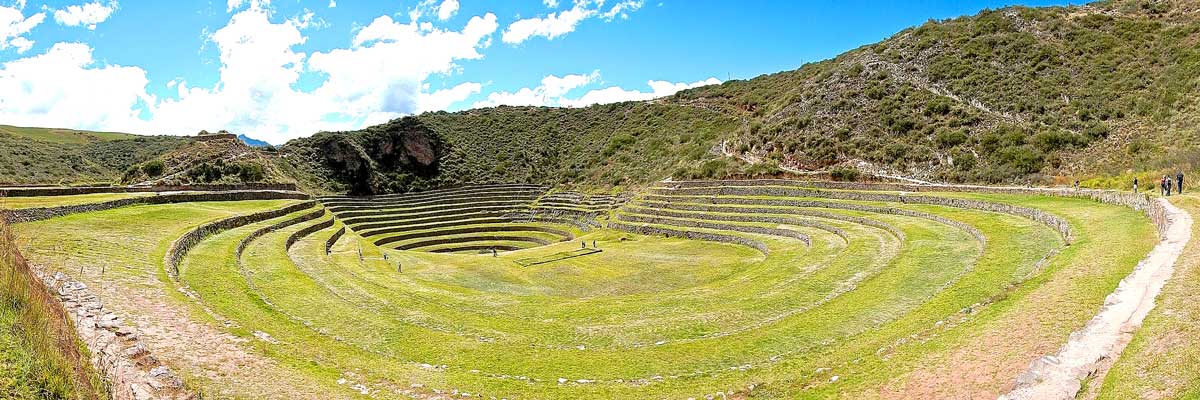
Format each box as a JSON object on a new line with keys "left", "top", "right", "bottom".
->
{"left": 670, "top": 0, "right": 1200, "bottom": 183}
{"left": 0, "top": 126, "right": 189, "bottom": 185}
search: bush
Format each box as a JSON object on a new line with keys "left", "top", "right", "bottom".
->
{"left": 141, "top": 159, "right": 165, "bottom": 177}
{"left": 935, "top": 129, "right": 969, "bottom": 148}
{"left": 830, "top": 167, "right": 860, "bottom": 181}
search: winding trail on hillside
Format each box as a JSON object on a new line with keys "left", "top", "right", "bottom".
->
{"left": 1000, "top": 197, "right": 1193, "bottom": 400}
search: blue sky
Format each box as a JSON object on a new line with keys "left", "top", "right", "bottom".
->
{"left": 0, "top": 0, "right": 1076, "bottom": 143}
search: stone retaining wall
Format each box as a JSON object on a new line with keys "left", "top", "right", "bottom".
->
{"left": 235, "top": 209, "right": 327, "bottom": 258}
{"left": 163, "top": 201, "right": 317, "bottom": 279}
{"left": 286, "top": 218, "right": 336, "bottom": 251}
{"left": 342, "top": 205, "right": 519, "bottom": 227}
{"left": 36, "top": 271, "right": 191, "bottom": 400}
{"left": 373, "top": 225, "right": 574, "bottom": 247}
{"left": 665, "top": 179, "right": 1169, "bottom": 238}
{"left": 430, "top": 245, "right": 522, "bottom": 253}
{"left": 624, "top": 206, "right": 848, "bottom": 241}
{"left": 325, "top": 227, "right": 346, "bottom": 254}
{"left": 608, "top": 221, "right": 770, "bottom": 255}
{"left": 357, "top": 217, "right": 514, "bottom": 238}
{"left": 617, "top": 213, "right": 812, "bottom": 246}
{"left": 334, "top": 199, "right": 532, "bottom": 219}
{"left": 0, "top": 183, "right": 298, "bottom": 197}
{"left": 2, "top": 190, "right": 311, "bottom": 224}
{"left": 397, "top": 235, "right": 552, "bottom": 250}
{"left": 351, "top": 211, "right": 509, "bottom": 232}
{"left": 322, "top": 189, "right": 545, "bottom": 209}
{"left": 652, "top": 185, "right": 1060, "bottom": 244}
{"left": 642, "top": 195, "right": 986, "bottom": 245}
{"left": 635, "top": 200, "right": 906, "bottom": 241}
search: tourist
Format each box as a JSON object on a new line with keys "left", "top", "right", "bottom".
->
{"left": 1162, "top": 176, "right": 1168, "bottom": 196}
{"left": 1133, "top": 177, "right": 1138, "bottom": 193}
{"left": 1178, "top": 171, "right": 1185, "bottom": 194}
{"left": 592, "top": 240, "right": 597, "bottom": 249}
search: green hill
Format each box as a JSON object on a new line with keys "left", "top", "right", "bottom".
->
{"left": 278, "top": 0, "right": 1200, "bottom": 193}
{"left": 0, "top": 125, "right": 189, "bottom": 185}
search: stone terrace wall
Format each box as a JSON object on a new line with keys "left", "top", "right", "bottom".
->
{"left": 287, "top": 218, "right": 335, "bottom": 251}
{"left": 373, "top": 225, "right": 574, "bottom": 247}
{"left": 616, "top": 213, "right": 814, "bottom": 246}
{"left": 325, "top": 227, "right": 346, "bottom": 254}
{"left": 667, "top": 179, "right": 1169, "bottom": 237}
{"left": 609, "top": 221, "right": 771, "bottom": 255}
{"left": 635, "top": 200, "right": 905, "bottom": 241}
{"left": 0, "top": 183, "right": 299, "bottom": 197}
{"left": 642, "top": 195, "right": 987, "bottom": 245}
{"left": 236, "top": 209, "right": 326, "bottom": 258}
{"left": 653, "top": 185, "right": 1062, "bottom": 244}
{"left": 164, "top": 201, "right": 317, "bottom": 279}
{"left": 624, "top": 206, "right": 848, "bottom": 241}
{"left": 2, "top": 190, "right": 311, "bottom": 224}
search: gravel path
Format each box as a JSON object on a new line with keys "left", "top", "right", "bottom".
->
{"left": 1000, "top": 197, "right": 1193, "bottom": 400}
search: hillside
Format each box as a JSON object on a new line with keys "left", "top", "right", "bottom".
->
{"left": 0, "top": 125, "right": 189, "bottom": 185}
{"left": 669, "top": 0, "right": 1200, "bottom": 183}
{"left": 280, "top": 103, "right": 737, "bottom": 194}
{"left": 271, "top": 0, "right": 1200, "bottom": 194}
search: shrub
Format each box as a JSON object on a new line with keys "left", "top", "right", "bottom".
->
{"left": 141, "top": 159, "right": 165, "bottom": 177}
{"left": 935, "top": 129, "right": 969, "bottom": 148}
{"left": 830, "top": 167, "right": 861, "bottom": 181}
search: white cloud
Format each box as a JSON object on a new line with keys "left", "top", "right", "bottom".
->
{"left": 328, "top": 0, "right": 336, "bottom": 8}
{"left": 601, "top": 0, "right": 643, "bottom": 20}
{"left": 0, "top": 3, "right": 44, "bottom": 52}
{"left": 473, "top": 71, "right": 599, "bottom": 108}
{"left": 226, "top": 0, "right": 269, "bottom": 13}
{"left": 475, "top": 72, "right": 718, "bottom": 109}
{"left": 560, "top": 77, "right": 720, "bottom": 107}
{"left": 0, "top": 42, "right": 151, "bottom": 132}
{"left": 52, "top": 1, "right": 117, "bottom": 30}
{"left": 502, "top": 0, "right": 643, "bottom": 44}
{"left": 419, "top": 81, "right": 480, "bottom": 112}
{"left": 543, "top": 0, "right": 559, "bottom": 8}
{"left": 437, "top": 0, "right": 458, "bottom": 20}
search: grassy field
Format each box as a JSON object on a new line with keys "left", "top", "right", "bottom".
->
{"left": 0, "top": 193, "right": 157, "bottom": 210}
{"left": 5, "top": 183, "right": 1164, "bottom": 398}
{"left": 0, "top": 125, "right": 137, "bottom": 145}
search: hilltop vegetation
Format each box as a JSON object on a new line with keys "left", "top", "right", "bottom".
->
{"left": 280, "top": 103, "right": 737, "bottom": 194}
{"left": 0, "top": 125, "right": 188, "bottom": 185}
{"left": 671, "top": 0, "right": 1200, "bottom": 183}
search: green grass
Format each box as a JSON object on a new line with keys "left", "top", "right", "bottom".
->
{"left": 0, "top": 125, "right": 137, "bottom": 145}
{"left": 7, "top": 185, "right": 1160, "bottom": 398}
{"left": 0, "top": 219, "right": 106, "bottom": 400}
{"left": 0, "top": 193, "right": 156, "bottom": 210}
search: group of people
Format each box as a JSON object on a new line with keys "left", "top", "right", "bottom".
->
{"left": 1161, "top": 171, "right": 1185, "bottom": 196}
{"left": 1140, "top": 171, "right": 1185, "bottom": 196}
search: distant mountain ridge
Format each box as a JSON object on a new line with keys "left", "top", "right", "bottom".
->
{"left": 237, "top": 134, "right": 271, "bottom": 148}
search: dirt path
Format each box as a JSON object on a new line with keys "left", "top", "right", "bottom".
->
{"left": 1000, "top": 198, "right": 1193, "bottom": 400}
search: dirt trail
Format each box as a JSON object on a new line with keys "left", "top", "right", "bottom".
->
{"left": 1000, "top": 198, "right": 1193, "bottom": 400}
